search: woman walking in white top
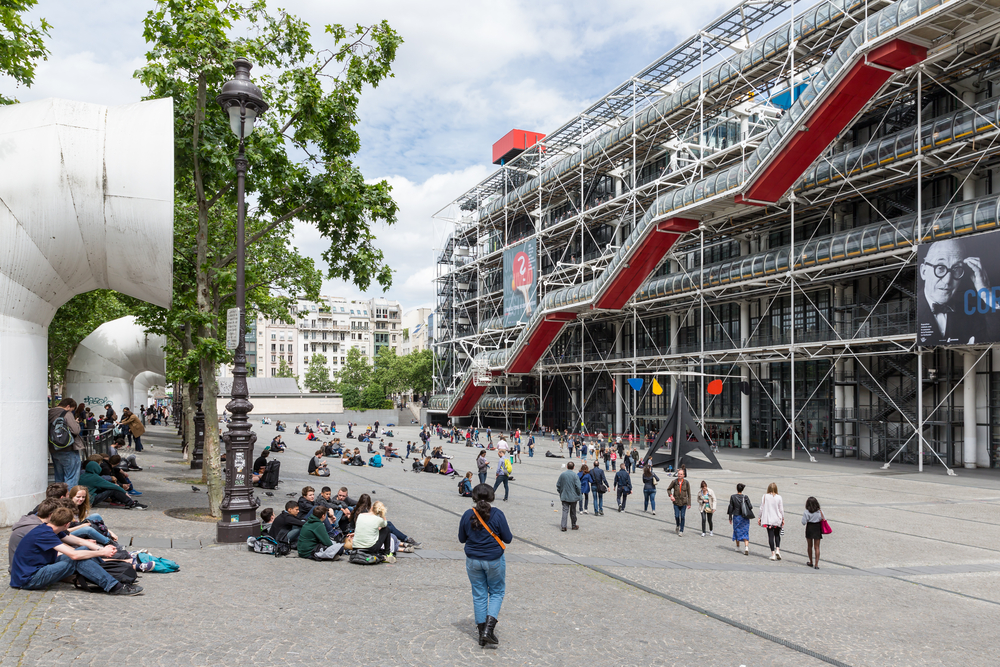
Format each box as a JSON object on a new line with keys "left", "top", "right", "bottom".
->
{"left": 758, "top": 482, "right": 784, "bottom": 561}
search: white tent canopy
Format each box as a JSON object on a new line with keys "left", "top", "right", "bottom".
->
{"left": 0, "top": 98, "right": 173, "bottom": 524}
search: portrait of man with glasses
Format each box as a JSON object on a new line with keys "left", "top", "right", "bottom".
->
{"left": 918, "top": 237, "right": 1000, "bottom": 345}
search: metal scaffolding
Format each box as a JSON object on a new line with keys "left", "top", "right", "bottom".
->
{"left": 431, "top": 0, "right": 1000, "bottom": 471}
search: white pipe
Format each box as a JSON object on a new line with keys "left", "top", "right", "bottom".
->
{"left": 0, "top": 98, "right": 173, "bottom": 525}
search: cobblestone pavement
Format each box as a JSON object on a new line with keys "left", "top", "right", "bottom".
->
{"left": 2, "top": 420, "right": 1000, "bottom": 665}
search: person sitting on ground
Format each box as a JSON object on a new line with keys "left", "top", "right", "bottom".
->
{"left": 422, "top": 457, "right": 439, "bottom": 474}
{"left": 29, "top": 483, "right": 69, "bottom": 514}
{"left": 308, "top": 450, "right": 330, "bottom": 476}
{"left": 347, "top": 493, "right": 420, "bottom": 552}
{"left": 439, "top": 460, "right": 459, "bottom": 477}
{"left": 270, "top": 501, "right": 305, "bottom": 544}
{"left": 294, "top": 425, "right": 302, "bottom": 435}
{"left": 297, "top": 507, "right": 344, "bottom": 561}
{"left": 10, "top": 499, "right": 60, "bottom": 567}
{"left": 275, "top": 420, "right": 286, "bottom": 433}
{"left": 9, "top": 506, "right": 141, "bottom": 595}
{"left": 79, "top": 461, "right": 147, "bottom": 510}
{"left": 108, "top": 438, "right": 141, "bottom": 470}
{"left": 253, "top": 448, "right": 270, "bottom": 475}
{"left": 351, "top": 500, "right": 395, "bottom": 563}
{"left": 384, "top": 442, "right": 401, "bottom": 459}
{"left": 545, "top": 450, "right": 565, "bottom": 458}
{"left": 369, "top": 451, "right": 384, "bottom": 467}
{"left": 349, "top": 448, "right": 365, "bottom": 466}
{"left": 459, "top": 471, "right": 474, "bottom": 497}
{"left": 260, "top": 508, "right": 274, "bottom": 536}
{"left": 100, "top": 455, "right": 140, "bottom": 496}
{"left": 66, "top": 485, "right": 117, "bottom": 545}
{"left": 328, "top": 487, "right": 356, "bottom": 534}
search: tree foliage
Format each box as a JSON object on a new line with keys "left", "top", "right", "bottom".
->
{"left": 133, "top": 0, "right": 401, "bottom": 514}
{"left": 302, "top": 354, "right": 335, "bottom": 393}
{"left": 0, "top": 0, "right": 50, "bottom": 105}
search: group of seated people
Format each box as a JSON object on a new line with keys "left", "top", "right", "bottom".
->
{"left": 411, "top": 455, "right": 460, "bottom": 478}
{"left": 260, "top": 486, "right": 421, "bottom": 563}
{"left": 80, "top": 446, "right": 149, "bottom": 510}
{"left": 7, "top": 482, "right": 153, "bottom": 596}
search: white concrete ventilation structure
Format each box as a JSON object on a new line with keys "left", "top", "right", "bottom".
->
{"left": 64, "top": 317, "right": 167, "bottom": 420}
{"left": 0, "top": 98, "right": 173, "bottom": 524}
{"left": 133, "top": 371, "right": 167, "bottom": 409}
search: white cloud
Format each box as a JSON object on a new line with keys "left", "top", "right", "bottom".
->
{"left": 13, "top": 0, "right": 754, "bottom": 313}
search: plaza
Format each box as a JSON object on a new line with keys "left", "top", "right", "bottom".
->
{"left": 3, "top": 419, "right": 1000, "bottom": 666}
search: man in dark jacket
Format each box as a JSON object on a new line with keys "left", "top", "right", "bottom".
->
{"left": 296, "top": 507, "right": 343, "bottom": 560}
{"left": 556, "top": 462, "right": 582, "bottom": 531}
{"left": 589, "top": 465, "right": 609, "bottom": 515}
{"left": 270, "top": 502, "right": 305, "bottom": 544}
{"left": 49, "top": 399, "right": 84, "bottom": 487}
{"left": 613, "top": 463, "right": 632, "bottom": 512}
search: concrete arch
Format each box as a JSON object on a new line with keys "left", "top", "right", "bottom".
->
{"left": 133, "top": 371, "right": 167, "bottom": 409}
{"left": 0, "top": 98, "right": 173, "bottom": 524}
{"left": 65, "top": 317, "right": 167, "bottom": 416}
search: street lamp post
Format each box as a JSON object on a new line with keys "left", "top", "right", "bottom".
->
{"left": 191, "top": 377, "right": 204, "bottom": 470}
{"left": 215, "top": 57, "right": 269, "bottom": 543}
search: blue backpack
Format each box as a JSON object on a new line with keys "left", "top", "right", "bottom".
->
{"left": 135, "top": 552, "right": 180, "bottom": 572}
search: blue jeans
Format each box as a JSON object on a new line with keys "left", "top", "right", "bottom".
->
{"left": 23, "top": 549, "right": 118, "bottom": 592}
{"left": 51, "top": 449, "right": 82, "bottom": 487}
{"left": 133, "top": 435, "right": 143, "bottom": 452}
{"left": 466, "top": 555, "right": 506, "bottom": 623}
{"left": 387, "top": 521, "right": 410, "bottom": 543}
{"left": 72, "top": 526, "right": 110, "bottom": 545}
{"left": 673, "top": 504, "right": 687, "bottom": 531}
{"left": 493, "top": 476, "right": 508, "bottom": 500}
{"left": 478, "top": 472, "right": 487, "bottom": 486}
{"left": 644, "top": 489, "right": 656, "bottom": 511}
{"left": 605, "top": 460, "right": 611, "bottom": 471}
{"left": 592, "top": 490, "right": 603, "bottom": 513}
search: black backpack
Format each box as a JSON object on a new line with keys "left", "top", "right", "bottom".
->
{"left": 49, "top": 413, "right": 73, "bottom": 449}
{"left": 259, "top": 460, "right": 280, "bottom": 489}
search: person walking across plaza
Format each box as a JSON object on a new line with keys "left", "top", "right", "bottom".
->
{"left": 477, "top": 450, "right": 489, "bottom": 486}
{"left": 641, "top": 464, "right": 659, "bottom": 515}
{"left": 802, "top": 496, "right": 825, "bottom": 569}
{"left": 459, "top": 484, "right": 511, "bottom": 647}
{"left": 590, "top": 460, "right": 608, "bottom": 515}
{"left": 557, "top": 462, "right": 582, "bottom": 531}
{"left": 665, "top": 469, "right": 691, "bottom": 535}
{"left": 614, "top": 462, "right": 632, "bottom": 512}
{"left": 697, "top": 480, "right": 717, "bottom": 536}
{"left": 577, "top": 463, "right": 592, "bottom": 515}
{"left": 758, "top": 482, "right": 784, "bottom": 560}
{"left": 492, "top": 450, "right": 511, "bottom": 502}
{"left": 727, "top": 483, "right": 753, "bottom": 555}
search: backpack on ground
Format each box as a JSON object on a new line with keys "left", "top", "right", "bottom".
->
{"left": 259, "top": 460, "right": 280, "bottom": 489}
{"left": 247, "top": 535, "right": 290, "bottom": 557}
{"left": 48, "top": 413, "right": 73, "bottom": 449}
{"left": 135, "top": 552, "right": 181, "bottom": 572}
{"left": 349, "top": 551, "right": 378, "bottom": 565}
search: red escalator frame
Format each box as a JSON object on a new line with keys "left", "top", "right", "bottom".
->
{"left": 593, "top": 218, "right": 699, "bottom": 310}
{"left": 508, "top": 312, "right": 578, "bottom": 373}
{"left": 737, "top": 39, "right": 927, "bottom": 205}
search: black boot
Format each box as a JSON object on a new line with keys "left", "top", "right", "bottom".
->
{"left": 483, "top": 616, "right": 499, "bottom": 645}
{"left": 477, "top": 622, "right": 486, "bottom": 646}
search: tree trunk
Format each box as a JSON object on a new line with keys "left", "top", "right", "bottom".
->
{"left": 182, "top": 382, "right": 195, "bottom": 462}
{"left": 200, "top": 354, "right": 223, "bottom": 513}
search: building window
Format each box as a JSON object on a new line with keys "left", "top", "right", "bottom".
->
{"left": 271, "top": 355, "right": 276, "bottom": 362}
{"left": 322, "top": 344, "right": 328, "bottom": 352}
{"left": 311, "top": 319, "right": 316, "bottom": 327}
{"left": 304, "top": 356, "right": 309, "bottom": 364}
{"left": 279, "top": 344, "right": 284, "bottom": 352}
{"left": 322, "top": 332, "right": 327, "bottom": 340}
{"left": 288, "top": 356, "right": 293, "bottom": 364}
{"left": 271, "top": 368, "right": 276, "bottom": 376}
{"left": 303, "top": 343, "right": 308, "bottom": 351}
{"left": 271, "top": 334, "right": 276, "bottom": 340}
{"left": 271, "top": 344, "right": 276, "bottom": 351}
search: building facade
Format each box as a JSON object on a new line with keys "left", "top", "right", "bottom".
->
{"left": 402, "top": 307, "right": 432, "bottom": 355}
{"left": 370, "top": 297, "right": 402, "bottom": 358}
{"left": 430, "top": 0, "right": 1000, "bottom": 470}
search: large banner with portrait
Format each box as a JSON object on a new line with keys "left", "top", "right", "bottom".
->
{"left": 918, "top": 230, "right": 1000, "bottom": 346}
{"left": 503, "top": 239, "right": 537, "bottom": 327}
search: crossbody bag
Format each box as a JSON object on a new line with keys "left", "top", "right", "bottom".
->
{"left": 471, "top": 508, "right": 506, "bottom": 551}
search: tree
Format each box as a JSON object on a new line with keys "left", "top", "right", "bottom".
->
{"left": 337, "top": 347, "right": 372, "bottom": 394}
{"left": 404, "top": 349, "right": 433, "bottom": 396}
{"left": 135, "top": 1, "right": 401, "bottom": 516}
{"left": 47, "top": 290, "right": 135, "bottom": 403}
{"left": 372, "top": 346, "right": 406, "bottom": 396}
{"left": 0, "top": 0, "right": 50, "bottom": 105}
{"left": 360, "top": 383, "right": 387, "bottom": 410}
{"left": 275, "top": 358, "right": 299, "bottom": 388}
{"left": 303, "top": 354, "right": 335, "bottom": 393}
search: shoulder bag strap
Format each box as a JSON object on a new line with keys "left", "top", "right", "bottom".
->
{"left": 471, "top": 508, "right": 506, "bottom": 551}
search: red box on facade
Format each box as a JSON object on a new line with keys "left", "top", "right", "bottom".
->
{"left": 493, "top": 129, "right": 546, "bottom": 165}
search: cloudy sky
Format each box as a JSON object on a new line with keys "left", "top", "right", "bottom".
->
{"left": 16, "top": 0, "right": 734, "bottom": 311}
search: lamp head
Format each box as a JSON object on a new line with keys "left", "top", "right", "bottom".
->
{"left": 216, "top": 57, "right": 269, "bottom": 139}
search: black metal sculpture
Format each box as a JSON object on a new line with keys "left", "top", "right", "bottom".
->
{"left": 643, "top": 385, "right": 722, "bottom": 470}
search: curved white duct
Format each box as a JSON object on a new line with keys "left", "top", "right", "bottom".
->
{"left": 65, "top": 316, "right": 167, "bottom": 417}
{"left": 0, "top": 98, "right": 173, "bottom": 525}
{"left": 133, "top": 371, "right": 167, "bottom": 408}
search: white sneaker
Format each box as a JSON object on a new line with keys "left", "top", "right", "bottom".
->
{"left": 709, "top": 531, "right": 713, "bottom": 536}
{"left": 701, "top": 532, "right": 706, "bottom": 537}
{"left": 769, "top": 554, "right": 777, "bottom": 561}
